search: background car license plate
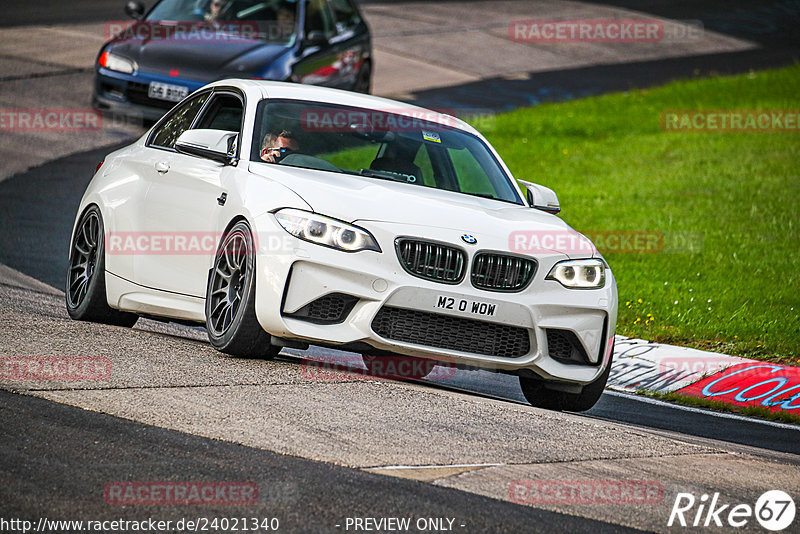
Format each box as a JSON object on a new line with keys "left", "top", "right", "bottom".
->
{"left": 148, "top": 82, "right": 188, "bottom": 102}
{"left": 434, "top": 295, "right": 497, "bottom": 317}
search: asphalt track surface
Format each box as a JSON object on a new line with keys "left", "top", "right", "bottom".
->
{"left": 2, "top": 1, "right": 800, "bottom": 533}
{"left": 2, "top": 390, "right": 641, "bottom": 533}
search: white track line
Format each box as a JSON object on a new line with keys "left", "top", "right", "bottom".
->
{"left": 369, "top": 462, "right": 505, "bottom": 470}
{"left": 606, "top": 390, "right": 800, "bottom": 431}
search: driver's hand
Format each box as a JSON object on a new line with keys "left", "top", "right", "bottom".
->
{"left": 261, "top": 149, "right": 278, "bottom": 163}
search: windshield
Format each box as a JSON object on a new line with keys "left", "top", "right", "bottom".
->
{"left": 146, "top": 0, "right": 298, "bottom": 43}
{"left": 251, "top": 100, "right": 523, "bottom": 205}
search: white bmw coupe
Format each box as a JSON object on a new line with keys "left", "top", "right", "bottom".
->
{"left": 67, "top": 80, "right": 617, "bottom": 411}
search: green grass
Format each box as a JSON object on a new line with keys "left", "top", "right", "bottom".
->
{"left": 481, "top": 65, "right": 800, "bottom": 364}
{"left": 637, "top": 390, "right": 800, "bottom": 425}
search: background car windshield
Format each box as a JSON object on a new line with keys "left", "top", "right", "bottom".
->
{"left": 146, "top": 0, "right": 298, "bottom": 43}
{"left": 251, "top": 100, "right": 523, "bottom": 204}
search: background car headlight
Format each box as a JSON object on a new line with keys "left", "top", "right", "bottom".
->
{"left": 98, "top": 51, "right": 136, "bottom": 74}
{"left": 275, "top": 209, "right": 381, "bottom": 253}
{"left": 547, "top": 259, "right": 606, "bottom": 289}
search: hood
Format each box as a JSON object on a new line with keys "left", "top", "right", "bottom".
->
{"left": 106, "top": 21, "right": 289, "bottom": 81}
{"left": 248, "top": 163, "right": 596, "bottom": 257}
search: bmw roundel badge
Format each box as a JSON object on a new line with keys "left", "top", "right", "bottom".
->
{"left": 461, "top": 234, "right": 477, "bottom": 245}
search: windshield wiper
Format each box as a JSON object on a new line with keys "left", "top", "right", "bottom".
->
{"left": 359, "top": 169, "right": 415, "bottom": 183}
{"left": 462, "top": 192, "right": 520, "bottom": 205}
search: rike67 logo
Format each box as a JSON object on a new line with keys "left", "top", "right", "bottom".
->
{"left": 669, "top": 490, "right": 795, "bottom": 531}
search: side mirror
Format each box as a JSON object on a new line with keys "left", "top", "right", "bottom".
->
{"left": 175, "top": 129, "right": 239, "bottom": 164}
{"left": 518, "top": 180, "right": 560, "bottom": 214}
{"left": 125, "top": 1, "right": 146, "bottom": 19}
{"left": 304, "top": 30, "right": 328, "bottom": 47}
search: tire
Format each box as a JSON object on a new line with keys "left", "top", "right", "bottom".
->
{"left": 205, "top": 221, "right": 279, "bottom": 359}
{"left": 66, "top": 206, "right": 138, "bottom": 327}
{"left": 353, "top": 62, "right": 371, "bottom": 94}
{"left": 519, "top": 353, "right": 613, "bottom": 412}
{"left": 361, "top": 354, "right": 436, "bottom": 380}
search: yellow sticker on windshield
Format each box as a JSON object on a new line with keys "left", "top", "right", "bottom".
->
{"left": 422, "top": 131, "right": 441, "bottom": 143}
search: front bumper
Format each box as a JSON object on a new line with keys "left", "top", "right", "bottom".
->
{"left": 92, "top": 68, "right": 207, "bottom": 122}
{"left": 253, "top": 217, "right": 618, "bottom": 386}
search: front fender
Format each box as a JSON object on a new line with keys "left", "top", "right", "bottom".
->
{"left": 226, "top": 162, "right": 311, "bottom": 220}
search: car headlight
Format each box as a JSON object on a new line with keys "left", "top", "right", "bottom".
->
{"left": 547, "top": 259, "right": 606, "bottom": 289}
{"left": 274, "top": 209, "right": 381, "bottom": 253}
{"left": 98, "top": 51, "right": 136, "bottom": 74}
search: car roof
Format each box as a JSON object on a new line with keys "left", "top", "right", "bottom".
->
{"left": 205, "top": 79, "right": 479, "bottom": 134}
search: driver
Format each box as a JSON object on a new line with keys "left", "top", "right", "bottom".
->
{"left": 205, "top": 0, "right": 230, "bottom": 21}
{"left": 260, "top": 130, "right": 299, "bottom": 163}
{"left": 277, "top": 3, "right": 296, "bottom": 27}
{"left": 276, "top": 4, "right": 296, "bottom": 38}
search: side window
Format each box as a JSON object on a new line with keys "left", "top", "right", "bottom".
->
{"left": 195, "top": 93, "right": 244, "bottom": 133}
{"left": 328, "top": 0, "right": 361, "bottom": 31}
{"left": 305, "top": 0, "right": 335, "bottom": 37}
{"left": 150, "top": 93, "right": 209, "bottom": 149}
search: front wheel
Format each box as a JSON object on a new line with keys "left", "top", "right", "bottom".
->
{"left": 519, "top": 354, "right": 612, "bottom": 412}
{"left": 205, "top": 221, "right": 279, "bottom": 359}
{"left": 66, "top": 205, "right": 138, "bottom": 327}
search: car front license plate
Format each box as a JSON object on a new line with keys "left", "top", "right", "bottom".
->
{"left": 148, "top": 81, "right": 188, "bottom": 102}
{"left": 434, "top": 295, "right": 497, "bottom": 317}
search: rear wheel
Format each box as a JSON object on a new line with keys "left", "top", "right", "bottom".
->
{"left": 206, "top": 221, "right": 280, "bottom": 359}
{"left": 519, "top": 354, "right": 613, "bottom": 412}
{"left": 361, "top": 354, "right": 436, "bottom": 380}
{"left": 66, "top": 206, "right": 138, "bottom": 327}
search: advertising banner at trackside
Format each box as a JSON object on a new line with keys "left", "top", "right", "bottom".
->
{"left": 608, "top": 337, "right": 749, "bottom": 393}
{"left": 676, "top": 363, "right": 800, "bottom": 412}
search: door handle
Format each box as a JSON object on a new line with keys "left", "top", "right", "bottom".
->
{"left": 155, "top": 161, "right": 170, "bottom": 174}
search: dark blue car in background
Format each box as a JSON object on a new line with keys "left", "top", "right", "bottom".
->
{"left": 93, "top": 0, "right": 371, "bottom": 121}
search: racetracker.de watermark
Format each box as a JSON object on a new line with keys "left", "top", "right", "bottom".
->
{"left": 299, "top": 107, "right": 496, "bottom": 133}
{"left": 657, "top": 356, "right": 741, "bottom": 378}
{"left": 104, "top": 481, "right": 259, "bottom": 506}
{"left": 1, "top": 356, "right": 111, "bottom": 381}
{"left": 661, "top": 110, "right": 800, "bottom": 133}
{"left": 0, "top": 109, "right": 102, "bottom": 132}
{"left": 509, "top": 230, "right": 703, "bottom": 255}
{"left": 509, "top": 480, "right": 664, "bottom": 505}
{"left": 103, "top": 21, "right": 287, "bottom": 42}
{"left": 509, "top": 19, "right": 703, "bottom": 43}
{"left": 104, "top": 231, "right": 295, "bottom": 255}
{"left": 300, "top": 356, "right": 457, "bottom": 382}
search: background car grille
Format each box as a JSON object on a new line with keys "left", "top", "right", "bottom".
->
{"left": 283, "top": 293, "right": 358, "bottom": 324}
{"left": 395, "top": 239, "right": 466, "bottom": 284}
{"left": 471, "top": 253, "right": 536, "bottom": 292}
{"left": 546, "top": 329, "right": 590, "bottom": 365}
{"left": 372, "top": 306, "right": 530, "bottom": 358}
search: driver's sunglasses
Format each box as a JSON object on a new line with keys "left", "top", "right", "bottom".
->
{"left": 265, "top": 147, "right": 294, "bottom": 155}
{"left": 212, "top": 1, "right": 226, "bottom": 6}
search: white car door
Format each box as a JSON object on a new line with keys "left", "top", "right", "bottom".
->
{"left": 134, "top": 91, "right": 243, "bottom": 298}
